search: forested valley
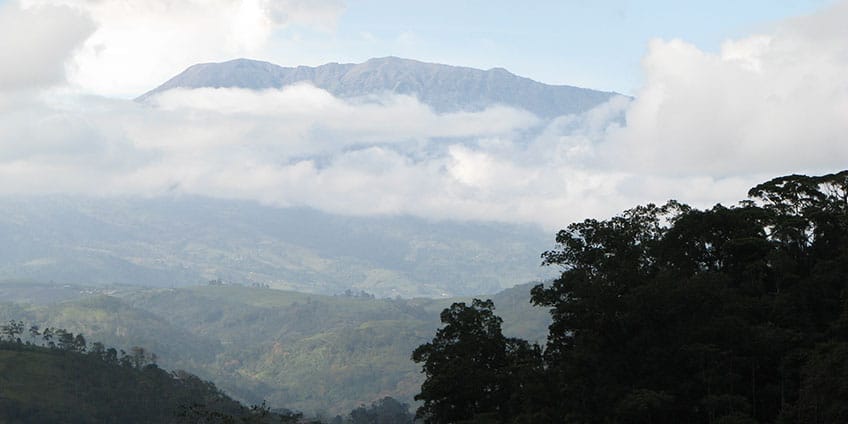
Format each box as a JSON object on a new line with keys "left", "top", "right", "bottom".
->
{"left": 0, "top": 281, "right": 548, "bottom": 417}
{"left": 2, "top": 170, "right": 846, "bottom": 423}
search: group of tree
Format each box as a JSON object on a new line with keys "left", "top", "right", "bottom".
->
{"left": 331, "top": 397, "right": 416, "bottom": 424}
{"left": 0, "top": 325, "right": 302, "bottom": 423}
{"left": 413, "top": 171, "right": 848, "bottom": 423}
{"left": 0, "top": 319, "right": 157, "bottom": 369}
{"left": 338, "top": 289, "right": 377, "bottom": 299}
{"left": 2, "top": 319, "right": 418, "bottom": 423}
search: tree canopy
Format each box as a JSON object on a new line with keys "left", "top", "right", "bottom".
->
{"left": 414, "top": 170, "right": 848, "bottom": 423}
{"left": 412, "top": 299, "right": 544, "bottom": 423}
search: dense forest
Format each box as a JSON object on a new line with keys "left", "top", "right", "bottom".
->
{"left": 413, "top": 171, "right": 848, "bottom": 423}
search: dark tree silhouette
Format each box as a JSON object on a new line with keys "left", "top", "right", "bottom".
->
{"left": 349, "top": 396, "right": 414, "bottom": 424}
{"left": 412, "top": 170, "right": 848, "bottom": 423}
{"left": 529, "top": 170, "right": 848, "bottom": 423}
{"left": 412, "top": 299, "right": 543, "bottom": 423}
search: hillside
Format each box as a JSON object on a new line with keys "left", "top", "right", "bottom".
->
{"left": 138, "top": 57, "right": 620, "bottom": 118}
{"left": 0, "top": 341, "right": 268, "bottom": 423}
{"left": 0, "top": 196, "right": 553, "bottom": 297}
{"left": 0, "top": 281, "right": 550, "bottom": 415}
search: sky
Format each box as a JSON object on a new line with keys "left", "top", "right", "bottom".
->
{"left": 0, "top": 0, "right": 835, "bottom": 96}
{"left": 0, "top": 0, "right": 846, "bottom": 230}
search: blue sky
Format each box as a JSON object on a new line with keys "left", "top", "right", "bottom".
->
{"left": 265, "top": 0, "right": 835, "bottom": 94}
{"left": 0, "top": 0, "right": 833, "bottom": 95}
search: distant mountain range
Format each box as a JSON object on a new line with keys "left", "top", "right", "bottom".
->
{"left": 138, "top": 57, "right": 620, "bottom": 118}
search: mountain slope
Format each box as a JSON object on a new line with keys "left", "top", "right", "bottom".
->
{"left": 0, "top": 196, "right": 552, "bottom": 297}
{"left": 138, "top": 57, "right": 620, "bottom": 118}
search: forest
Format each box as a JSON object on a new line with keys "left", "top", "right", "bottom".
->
{"left": 413, "top": 171, "right": 848, "bottom": 423}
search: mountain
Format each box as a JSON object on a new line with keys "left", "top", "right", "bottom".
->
{"left": 0, "top": 196, "right": 553, "bottom": 297}
{"left": 9, "top": 57, "right": 617, "bottom": 298}
{"left": 138, "top": 57, "right": 620, "bottom": 118}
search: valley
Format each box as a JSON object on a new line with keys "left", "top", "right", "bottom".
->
{"left": 0, "top": 279, "right": 550, "bottom": 415}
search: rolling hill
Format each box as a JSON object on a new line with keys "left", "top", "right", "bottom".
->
{"left": 0, "top": 280, "right": 551, "bottom": 415}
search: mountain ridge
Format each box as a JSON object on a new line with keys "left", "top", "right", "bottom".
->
{"left": 138, "top": 56, "right": 621, "bottom": 118}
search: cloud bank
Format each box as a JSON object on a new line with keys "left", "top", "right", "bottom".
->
{"left": 19, "top": 0, "right": 346, "bottom": 95}
{"left": 1, "top": 1, "right": 847, "bottom": 230}
{"left": 0, "top": 2, "right": 94, "bottom": 90}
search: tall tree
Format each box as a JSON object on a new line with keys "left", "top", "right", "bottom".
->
{"left": 413, "top": 299, "right": 517, "bottom": 423}
{"left": 55, "top": 329, "right": 75, "bottom": 351}
{"left": 28, "top": 325, "right": 40, "bottom": 345}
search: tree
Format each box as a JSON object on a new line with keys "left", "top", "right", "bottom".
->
{"left": 525, "top": 171, "right": 848, "bottom": 422}
{"left": 55, "top": 329, "right": 75, "bottom": 351}
{"left": 73, "top": 334, "right": 87, "bottom": 353}
{"left": 28, "top": 325, "right": 40, "bottom": 344}
{"left": 89, "top": 341, "right": 106, "bottom": 359}
{"left": 412, "top": 299, "right": 536, "bottom": 423}
{"left": 104, "top": 347, "right": 119, "bottom": 364}
{"left": 1, "top": 320, "right": 24, "bottom": 343}
{"left": 403, "top": 170, "right": 847, "bottom": 422}
{"left": 782, "top": 341, "right": 848, "bottom": 423}
{"left": 348, "top": 396, "right": 414, "bottom": 424}
{"left": 41, "top": 327, "right": 56, "bottom": 348}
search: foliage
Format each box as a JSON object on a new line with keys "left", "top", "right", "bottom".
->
{"left": 0, "top": 332, "right": 268, "bottom": 423}
{"left": 530, "top": 170, "right": 848, "bottom": 422}
{"left": 414, "top": 170, "right": 848, "bottom": 423}
{"left": 412, "top": 299, "right": 544, "bottom": 423}
{"left": 343, "top": 396, "right": 415, "bottom": 424}
{"left": 0, "top": 282, "right": 549, "bottom": 416}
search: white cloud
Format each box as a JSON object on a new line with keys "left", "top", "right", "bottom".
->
{"left": 19, "top": 0, "right": 346, "bottom": 96}
{"left": 149, "top": 85, "right": 539, "bottom": 143}
{"left": 0, "top": 1, "right": 846, "bottom": 232}
{"left": 603, "top": 0, "right": 848, "bottom": 178}
{"left": 0, "top": 2, "right": 94, "bottom": 90}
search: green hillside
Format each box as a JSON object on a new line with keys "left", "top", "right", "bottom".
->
{"left": 0, "top": 341, "right": 268, "bottom": 423}
{"left": 0, "top": 282, "right": 550, "bottom": 415}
